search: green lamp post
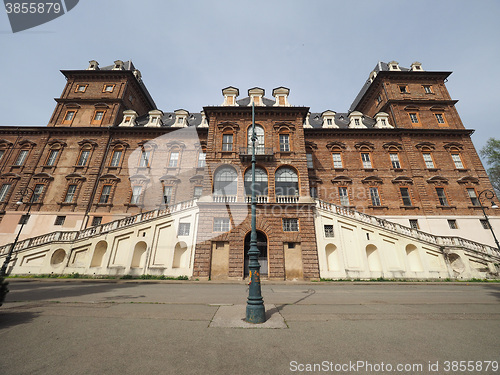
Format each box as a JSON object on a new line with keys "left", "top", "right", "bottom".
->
{"left": 245, "top": 102, "right": 266, "bottom": 323}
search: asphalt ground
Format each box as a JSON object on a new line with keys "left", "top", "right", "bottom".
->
{"left": 1, "top": 280, "right": 499, "bottom": 375}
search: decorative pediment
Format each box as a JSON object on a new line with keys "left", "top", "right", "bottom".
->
{"left": 189, "top": 174, "right": 205, "bottom": 182}
{"left": 309, "top": 176, "right": 323, "bottom": 184}
{"left": 99, "top": 174, "right": 120, "bottom": 182}
{"left": 443, "top": 142, "right": 464, "bottom": 151}
{"left": 457, "top": 176, "right": 479, "bottom": 184}
{"left": 382, "top": 142, "right": 403, "bottom": 151}
{"left": 65, "top": 173, "right": 86, "bottom": 182}
{"left": 129, "top": 174, "right": 150, "bottom": 184}
{"left": 94, "top": 103, "right": 110, "bottom": 108}
{"left": 47, "top": 139, "right": 68, "bottom": 148}
{"left": 427, "top": 176, "right": 448, "bottom": 184}
{"left": 0, "top": 139, "right": 13, "bottom": 147}
{"left": 18, "top": 139, "right": 36, "bottom": 147}
{"left": 326, "top": 141, "right": 346, "bottom": 151}
{"left": 430, "top": 105, "right": 446, "bottom": 111}
{"left": 217, "top": 122, "right": 240, "bottom": 131}
{"left": 273, "top": 122, "right": 295, "bottom": 132}
{"left": 160, "top": 175, "right": 181, "bottom": 184}
{"left": 361, "top": 176, "right": 383, "bottom": 184}
{"left": 137, "top": 140, "right": 158, "bottom": 149}
{"left": 415, "top": 142, "right": 436, "bottom": 151}
{"left": 391, "top": 176, "right": 414, "bottom": 185}
{"left": 110, "top": 140, "right": 130, "bottom": 148}
{"left": 305, "top": 141, "right": 318, "bottom": 150}
{"left": 0, "top": 172, "right": 21, "bottom": 182}
{"left": 64, "top": 103, "right": 81, "bottom": 108}
{"left": 165, "top": 140, "right": 186, "bottom": 149}
{"left": 32, "top": 172, "right": 54, "bottom": 182}
{"left": 404, "top": 105, "right": 420, "bottom": 111}
{"left": 331, "top": 176, "right": 352, "bottom": 184}
{"left": 354, "top": 141, "right": 375, "bottom": 151}
{"left": 78, "top": 139, "right": 98, "bottom": 147}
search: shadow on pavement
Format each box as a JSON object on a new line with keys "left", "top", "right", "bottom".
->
{"left": 0, "top": 310, "right": 40, "bottom": 330}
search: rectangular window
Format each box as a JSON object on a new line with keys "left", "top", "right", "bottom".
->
{"left": 163, "top": 186, "right": 172, "bottom": 204}
{"left": 400, "top": 187, "right": 412, "bottom": 206}
{"left": 399, "top": 85, "right": 409, "bottom": 94}
{"left": 75, "top": 84, "right": 87, "bottom": 93}
{"left": 279, "top": 134, "right": 290, "bottom": 152}
{"left": 435, "top": 113, "right": 446, "bottom": 125}
{"left": 422, "top": 153, "right": 435, "bottom": 169}
{"left": 480, "top": 219, "right": 491, "bottom": 230}
{"left": 91, "top": 216, "right": 102, "bottom": 227}
{"left": 54, "top": 216, "right": 66, "bottom": 226}
{"left": 139, "top": 150, "right": 150, "bottom": 167}
{"left": 92, "top": 110, "right": 105, "bottom": 125}
{"left": 103, "top": 84, "right": 114, "bottom": 93}
{"left": 409, "top": 113, "right": 419, "bottom": 124}
{"left": 324, "top": 224, "right": 334, "bottom": 238}
{"left": 214, "top": 217, "right": 230, "bottom": 232}
{"left": 64, "top": 184, "right": 77, "bottom": 203}
{"left": 197, "top": 152, "right": 206, "bottom": 168}
{"left": 222, "top": 134, "right": 233, "bottom": 151}
{"left": 14, "top": 150, "right": 28, "bottom": 166}
{"left": 130, "top": 186, "right": 142, "bottom": 204}
{"left": 99, "top": 185, "right": 112, "bottom": 204}
{"left": 310, "top": 186, "right": 317, "bottom": 198}
{"left": 332, "top": 153, "right": 343, "bottom": 168}
{"left": 448, "top": 219, "right": 458, "bottom": 229}
{"left": 178, "top": 223, "right": 191, "bottom": 236}
{"left": 46, "top": 149, "right": 59, "bottom": 166}
{"left": 30, "top": 184, "right": 44, "bottom": 203}
{"left": 193, "top": 186, "right": 203, "bottom": 198}
{"left": 409, "top": 219, "right": 419, "bottom": 230}
{"left": 369, "top": 187, "right": 381, "bottom": 206}
{"left": 451, "top": 153, "right": 464, "bottom": 169}
{"left": 77, "top": 150, "right": 90, "bottom": 166}
{"left": 423, "top": 85, "right": 433, "bottom": 94}
{"left": 63, "top": 110, "right": 76, "bottom": 125}
{"left": 306, "top": 153, "right": 314, "bottom": 169}
{"left": 169, "top": 151, "right": 179, "bottom": 168}
{"left": 110, "top": 150, "right": 122, "bottom": 167}
{"left": 436, "top": 187, "right": 449, "bottom": 206}
{"left": 339, "top": 186, "right": 350, "bottom": 206}
{"left": 327, "top": 118, "right": 333, "bottom": 126}
{"left": 390, "top": 153, "right": 401, "bottom": 169}
{"left": 283, "top": 218, "right": 299, "bottom": 232}
{"left": 361, "top": 153, "right": 372, "bottom": 169}
{"left": 0, "top": 183, "right": 11, "bottom": 202}
{"left": 467, "top": 188, "right": 479, "bottom": 206}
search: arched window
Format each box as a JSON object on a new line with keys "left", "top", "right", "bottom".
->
{"left": 275, "top": 167, "right": 298, "bottom": 196}
{"left": 213, "top": 166, "right": 238, "bottom": 196}
{"left": 244, "top": 167, "right": 268, "bottom": 196}
{"left": 247, "top": 125, "right": 265, "bottom": 154}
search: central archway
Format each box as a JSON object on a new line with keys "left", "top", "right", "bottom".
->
{"left": 244, "top": 230, "right": 268, "bottom": 277}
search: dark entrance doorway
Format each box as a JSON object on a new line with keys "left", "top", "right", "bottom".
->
{"left": 244, "top": 231, "right": 268, "bottom": 277}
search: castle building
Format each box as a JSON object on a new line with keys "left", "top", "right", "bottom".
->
{"left": 0, "top": 60, "right": 499, "bottom": 280}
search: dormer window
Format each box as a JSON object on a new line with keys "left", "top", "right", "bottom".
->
{"left": 348, "top": 111, "right": 366, "bottom": 128}
{"left": 119, "top": 110, "right": 137, "bottom": 127}
{"left": 113, "top": 60, "right": 124, "bottom": 70}
{"left": 322, "top": 110, "right": 337, "bottom": 128}
{"left": 374, "top": 112, "right": 392, "bottom": 128}
{"left": 145, "top": 109, "right": 163, "bottom": 127}
{"left": 173, "top": 109, "right": 189, "bottom": 127}
{"left": 87, "top": 60, "right": 99, "bottom": 70}
{"left": 411, "top": 62, "right": 424, "bottom": 71}
{"left": 222, "top": 87, "right": 239, "bottom": 106}
{"left": 248, "top": 88, "right": 265, "bottom": 106}
{"left": 388, "top": 61, "right": 400, "bottom": 71}
{"left": 272, "top": 87, "right": 290, "bottom": 107}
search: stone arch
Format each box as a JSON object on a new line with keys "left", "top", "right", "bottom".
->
{"left": 90, "top": 240, "right": 108, "bottom": 267}
{"left": 447, "top": 253, "right": 465, "bottom": 274}
{"left": 366, "top": 244, "right": 382, "bottom": 272}
{"left": 131, "top": 241, "right": 148, "bottom": 268}
{"left": 406, "top": 244, "right": 423, "bottom": 272}
{"left": 172, "top": 241, "right": 188, "bottom": 269}
{"left": 51, "top": 248, "right": 66, "bottom": 266}
{"left": 325, "top": 244, "right": 339, "bottom": 271}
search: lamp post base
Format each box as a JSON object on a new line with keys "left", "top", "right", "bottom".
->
{"left": 246, "top": 303, "right": 266, "bottom": 324}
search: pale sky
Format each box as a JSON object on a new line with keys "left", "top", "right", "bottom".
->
{"left": 1, "top": 0, "right": 499, "bottom": 161}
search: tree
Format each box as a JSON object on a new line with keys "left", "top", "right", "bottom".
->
{"left": 480, "top": 138, "right": 500, "bottom": 195}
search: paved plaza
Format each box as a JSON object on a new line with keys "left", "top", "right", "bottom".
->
{"left": 1, "top": 280, "right": 499, "bottom": 374}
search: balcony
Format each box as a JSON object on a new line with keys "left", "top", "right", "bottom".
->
{"left": 212, "top": 195, "right": 237, "bottom": 203}
{"left": 276, "top": 195, "right": 299, "bottom": 204}
{"left": 239, "top": 147, "right": 274, "bottom": 161}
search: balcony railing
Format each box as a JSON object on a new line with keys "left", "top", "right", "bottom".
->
{"left": 245, "top": 195, "right": 269, "bottom": 204}
{"left": 239, "top": 147, "right": 274, "bottom": 161}
{"left": 276, "top": 195, "right": 299, "bottom": 204}
{"left": 213, "top": 195, "right": 237, "bottom": 203}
